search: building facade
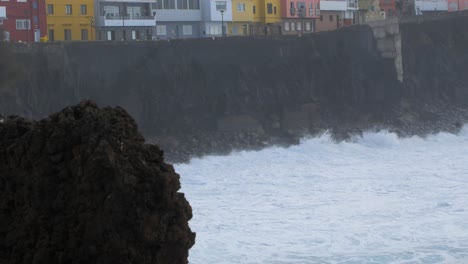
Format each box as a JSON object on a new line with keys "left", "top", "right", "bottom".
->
{"left": 281, "top": 0, "right": 320, "bottom": 35}
{"left": 0, "top": 0, "right": 47, "bottom": 42}
{"left": 46, "top": 0, "right": 95, "bottom": 41}
{"left": 230, "top": 0, "right": 254, "bottom": 35}
{"left": 151, "top": 0, "right": 202, "bottom": 40}
{"left": 251, "top": 0, "right": 282, "bottom": 35}
{"left": 201, "top": 0, "right": 233, "bottom": 36}
{"left": 95, "top": 0, "right": 156, "bottom": 41}
{"left": 414, "top": 0, "right": 447, "bottom": 14}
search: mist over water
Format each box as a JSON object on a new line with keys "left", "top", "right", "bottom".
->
{"left": 176, "top": 126, "right": 468, "bottom": 264}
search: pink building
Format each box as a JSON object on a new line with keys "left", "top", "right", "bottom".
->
{"left": 281, "top": 0, "right": 320, "bottom": 34}
{"left": 448, "top": 0, "right": 468, "bottom": 11}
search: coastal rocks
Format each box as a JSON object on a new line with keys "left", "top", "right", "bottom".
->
{"left": 0, "top": 101, "right": 195, "bottom": 264}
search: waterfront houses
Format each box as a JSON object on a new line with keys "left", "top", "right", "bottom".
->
{"left": 202, "top": 0, "right": 233, "bottom": 37}
{"left": 0, "top": 0, "right": 47, "bottom": 42}
{"left": 281, "top": 0, "right": 320, "bottom": 34}
{"left": 230, "top": 0, "right": 254, "bottom": 35}
{"left": 152, "top": 0, "right": 203, "bottom": 39}
{"left": 95, "top": 0, "right": 156, "bottom": 41}
{"left": 46, "top": 0, "right": 95, "bottom": 41}
{"left": 251, "top": 0, "right": 282, "bottom": 35}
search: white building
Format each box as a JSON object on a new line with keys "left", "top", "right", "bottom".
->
{"left": 320, "top": 0, "right": 358, "bottom": 21}
{"left": 201, "top": 0, "right": 233, "bottom": 36}
{"left": 95, "top": 0, "right": 157, "bottom": 41}
{"left": 415, "top": 0, "right": 448, "bottom": 14}
{"left": 151, "top": 0, "right": 203, "bottom": 39}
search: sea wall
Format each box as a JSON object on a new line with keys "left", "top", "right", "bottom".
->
{"left": 1, "top": 15, "right": 468, "bottom": 161}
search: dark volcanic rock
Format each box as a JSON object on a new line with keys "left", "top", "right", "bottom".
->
{"left": 0, "top": 101, "right": 195, "bottom": 264}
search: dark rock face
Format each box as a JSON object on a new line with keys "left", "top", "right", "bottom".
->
{"left": 2, "top": 16, "right": 468, "bottom": 162}
{"left": 0, "top": 101, "right": 195, "bottom": 264}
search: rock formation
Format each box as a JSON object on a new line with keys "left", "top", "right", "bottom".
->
{"left": 0, "top": 101, "right": 195, "bottom": 264}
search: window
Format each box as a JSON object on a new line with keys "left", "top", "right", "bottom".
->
{"left": 162, "top": 0, "right": 175, "bottom": 9}
{"left": 320, "top": 15, "right": 323, "bottom": 21}
{"left": 274, "top": 6, "right": 277, "bottom": 14}
{"left": 47, "top": 4, "right": 54, "bottom": 14}
{"left": 66, "top": 5, "right": 72, "bottom": 15}
{"left": 177, "top": 0, "right": 188, "bottom": 9}
{"left": 290, "top": 2, "right": 296, "bottom": 15}
{"left": 81, "top": 5, "right": 87, "bottom": 15}
{"left": 237, "top": 3, "right": 245, "bottom": 12}
{"left": 305, "top": 22, "right": 311, "bottom": 31}
{"left": 291, "top": 22, "right": 295, "bottom": 31}
{"left": 33, "top": 15, "right": 38, "bottom": 24}
{"left": 17, "top": 0, "right": 27, "bottom": 2}
{"left": 33, "top": 1, "right": 37, "bottom": 9}
{"left": 81, "top": 29, "right": 88, "bottom": 40}
{"left": 182, "top": 25, "right": 192, "bottom": 35}
{"left": 329, "top": 14, "right": 333, "bottom": 21}
{"left": 107, "top": 30, "right": 115, "bottom": 40}
{"left": 48, "top": 29, "right": 54, "bottom": 41}
{"left": 267, "top": 3, "right": 273, "bottom": 14}
{"left": 253, "top": 6, "right": 256, "bottom": 14}
{"left": 296, "top": 22, "right": 301, "bottom": 31}
{"left": 16, "top": 19, "right": 31, "bottom": 30}
{"left": 215, "top": 1, "right": 226, "bottom": 11}
{"left": 156, "top": 25, "right": 167, "bottom": 35}
{"left": 284, "top": 22, "right": 289, "bottom": 31}
{"left": 188, "top": 0, "right": 200, "bottom": 9}
{"left": 64, "top": 29, "right": 72, "bottom": 40}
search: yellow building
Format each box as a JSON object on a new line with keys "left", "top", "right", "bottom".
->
{"left": 251, "top": 0, "right": 282, "bottom": 35}
{"left": 230, "top": 0, "right": 254, "bottom": 36}
{"left": 45, "top": 0, "right": 95, "bottom": 41}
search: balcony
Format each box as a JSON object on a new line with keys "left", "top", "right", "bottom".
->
{"left": 99, "top": 15, "right": 156, "bottom": 27}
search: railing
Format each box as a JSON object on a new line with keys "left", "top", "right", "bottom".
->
{"left": 105, "top": 15, "right": 155, "bottom": 20}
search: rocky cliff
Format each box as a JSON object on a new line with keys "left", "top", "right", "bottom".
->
{"left": 0, "top": 101, "right": 195, "bottom": 263}
{"left": 1, "top": 15, "right": 468, "bottom": 162}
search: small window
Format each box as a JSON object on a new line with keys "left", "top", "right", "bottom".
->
{"left": 329, "top": 15, "right": 333, "bottom": 21}
{"left": 296, "top": 22, "right": 301, "bottom": 31}
{"left": 215, "top": 1, "right": 227, "bottom": 11}
{"left": 81, "top": 5, "right": 87, "bottom": 15}
{"left": 156, "top": 25, "right": 167, "bottom": 35}
{"left": 15, "top": 19, "right": 31, "bottom": 30}
{"left": 253, "top": 6, "right": 256, "bottom": 14}
{"left": 284, "top": 22, "right": 289, "bottom": 31}
{"left": 33, "top": 15, "right": 38, "bottom": 24}
{"left": 66, "top": 5, "right": 72, "bottom": 15}
{"left": 267, "top": 3, "right": 273, "bottom": 14}
{"left": 48, "top": 29, "right": 55, "bottom": 41}
{"left": 183, "top": 25, "right": 192, "bottom": 35}
{"left": 274, "top": 6, "right": 277, "bottom": 14}
{"left": 237, "top": 3, "right": 245, "bottom": 12}
{"left": 47, "top": 4, "right": 54, "bottom": 14}
{"left": 291, "top": 22, "right": 296, "bottom": 31}
{"left": 64, "top": 29, "right": 72, "bottom": 40}
{"left": 81, "top": 29, "right": 88, "bottom": 40}
{"left": 33, "top": 1, "right": 37, "bottom": 9}
{"left": 305, "top": 22, "right": 311, "bottom": 31}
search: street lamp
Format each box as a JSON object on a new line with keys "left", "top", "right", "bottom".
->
{"left": 121, "top": 4, "right": 126, "bottom": 41}
{"left": 220, "top": 9, "right": 225, "bottom": 37}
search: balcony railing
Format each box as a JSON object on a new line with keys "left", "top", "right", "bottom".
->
{"left": 105, "top": 14, "right": 155, "bottom": 20}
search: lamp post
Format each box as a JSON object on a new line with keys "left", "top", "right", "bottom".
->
{"left": 299, "top": 6, "right": 304, "bottom": 35}
{"left": 121, "top": 4, "right": 126, "bottom": 41}
{"left": 220, "top": 9, "right": 225, "bottom": 37}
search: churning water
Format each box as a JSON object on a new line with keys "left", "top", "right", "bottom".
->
{"left": 176, "top": 125, "right": 468, "bottom": 264}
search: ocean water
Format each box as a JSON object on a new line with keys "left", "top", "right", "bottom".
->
{"left": 176, "top": 125, "right": 468, "bottom": 264}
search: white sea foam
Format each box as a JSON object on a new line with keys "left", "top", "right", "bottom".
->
{"left": 176, "top": 125, "right": 468, "bottom": 264}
